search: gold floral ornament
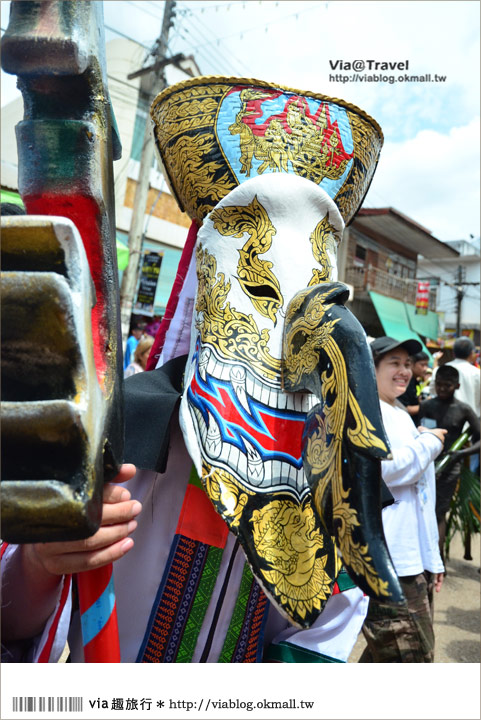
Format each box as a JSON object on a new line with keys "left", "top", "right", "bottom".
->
{"left": 305, "top": 335, "right": 390, "bottom": 598}
{"left": 150, "top": 76, "right": 383, "bottom": 226}
{"left": 210, "top": 196, "right": 283, "bottom": 325}
{"left": 195, "top": 243, "right": 281, "bottom": 381}
{"left": 282, "top": 286, "right": 341, "bottom": 389}
{"left": 202, "top": 462, "right": 251, "bottom": 528}
{"left": 283, "top": 283, "right": 395, "bottom": 599}
{"left": 250, "top": 498, "right": 334, "bottom": 620}
{"left": 308, "top": 215, "right": 340, "bottom": 286}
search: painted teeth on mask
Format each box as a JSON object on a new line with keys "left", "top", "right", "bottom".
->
{"left": 198, "top": 346, "right": 210, "bottom": 382}
{"left": 230, "top": 365, "right": 251, "bottom": 414}
{"left": 243, "top": 438, "right": 265, "bottom": 486}
{"left": 199, "top": 343, "right": 319, "bottom": 412}
{"left": 191, "top": 405, "right": 311, "bottom": 496}
{"left": 206, "top": 411, "right": 222, "bottom": 458}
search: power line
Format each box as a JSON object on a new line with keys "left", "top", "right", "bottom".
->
{"left": 125, "top": 0, "right": 166, "bottom": 21}
{"left": 178, "top": 2, "right": 245, "bottom": 14}
{"left": 175, "top": 26, "right": 245, "bottom": 76}
{"left": 189, "top": 20, "right": 251, "bottom": 75}
{"left": 177, "top": 1, "right": 321, "bottom": 52}
{"left": 104, "top": 23, "right": 151, "bottom": 49}
{"left": 173, "top": 9, "right": 250, "bottom": 74}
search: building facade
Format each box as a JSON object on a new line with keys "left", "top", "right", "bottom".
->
{"left": 340, "top": 208, "right": 461, "bottom": 353}
{"left": 417, "top": 238, "right": 480, "bottom": 346}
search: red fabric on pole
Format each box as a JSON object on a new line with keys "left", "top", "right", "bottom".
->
{"left": 77, "top": 564, "right": 121, "bottom": 663}
{"left": 76, "top": 564, "right": 112, "bottom": 613}
{"left": 82, "top": 602, "right": 121, "bottom": 663}
{"left": 145, "top": 220, "right": 199, "bottom": 371}
{"left": 38, "top": 575, "right": 72, "bottom": 663}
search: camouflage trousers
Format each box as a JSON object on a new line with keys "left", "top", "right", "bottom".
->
{"left": 359, "top": 572, "right": 434, "bottom": 663}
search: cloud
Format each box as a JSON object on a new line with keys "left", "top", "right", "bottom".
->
{"left": 364, "top": 117, "right": 480, "bottom": 241}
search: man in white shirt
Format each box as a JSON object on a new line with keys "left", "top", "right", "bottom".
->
{"left": 431, "top": 337, "right": 480, "bottom": 474}
{"left": 430, "top": 338, "right": 480, "bottom": 418}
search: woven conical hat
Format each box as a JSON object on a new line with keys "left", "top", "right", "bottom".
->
{"left": 151, "top": 76, "right": 383, "bottom": 226}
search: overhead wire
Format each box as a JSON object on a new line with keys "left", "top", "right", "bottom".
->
{"left": 178, "top": 7, "right": 250, "bottom": 70}
{"left": 177, "top": 0, "right": 320, "bottom": 49}
{"left": 104, "top": 23, "right": 151, "bottom": 49}
{"left": 125, "top": 0, "right": 167, "bottom": 21}
{"left": 174, "top": 27, "right": 245, "bottom": 76}
{"left": 173, "top": 9, "right": 249, "bottom": 75}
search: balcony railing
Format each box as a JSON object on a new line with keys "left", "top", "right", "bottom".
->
{"left": 345, "top": 264, "right": 437, "bottom": 311}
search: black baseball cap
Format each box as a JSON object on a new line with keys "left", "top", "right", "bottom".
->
{"left": 370, "top": 336, "right": 423, "bottom": 357}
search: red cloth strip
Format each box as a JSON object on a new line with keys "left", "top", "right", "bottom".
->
{"left": 176, "top": 484, "right": 229, "bottom": 549}
{"left": 146, "top": 219, "right": 199, "bottom": 371}
{"left": 82, "top": 602, "right": 121, "bottom": 663}
{"left": 38, "top": 575, "right": 72, "bottom": 663}
{"left": 75, "top": 565, "right": 113, "bottom": 613}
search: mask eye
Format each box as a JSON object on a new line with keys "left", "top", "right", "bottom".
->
{"left": 237, "top": 270, "right": 284, "bottom": 325}
{"left": 243, "top": 283, "right": 282, "bottom": 301}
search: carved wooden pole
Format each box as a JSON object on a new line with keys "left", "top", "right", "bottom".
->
{"left": 1, "top": 0, "right": 123, "bottom": 661}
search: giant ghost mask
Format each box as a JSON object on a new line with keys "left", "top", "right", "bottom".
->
{"left": 151, "top": 78, "right": 404, "bottom": 627}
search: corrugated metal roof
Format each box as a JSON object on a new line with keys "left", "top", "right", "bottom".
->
{"left": 355, "top": 208, "right": 459, "bottom": 259}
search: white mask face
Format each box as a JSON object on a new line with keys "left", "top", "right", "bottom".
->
{"left": 151, "top": 78, "right": 397, "bottom": 627}
{"left": 180, "top": 173, "right": 344, "bottom": 498}
{"left": 177, "top": 174, "right": 345, "bottom": 627}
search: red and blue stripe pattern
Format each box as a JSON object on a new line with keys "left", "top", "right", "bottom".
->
{"left": 77, "top": 565, "right": 121, "bottom": 662}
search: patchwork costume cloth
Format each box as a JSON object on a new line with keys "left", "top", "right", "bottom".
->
{"left": 2, "top": 77, "right": 403, "bottom": 662}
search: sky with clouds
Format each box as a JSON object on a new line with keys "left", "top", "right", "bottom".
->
{"left": 2, "top": 0, "right": 480, "bottom": 242}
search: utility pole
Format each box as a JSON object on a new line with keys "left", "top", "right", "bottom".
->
{"left": 455, "top": 264, "right": 465, "bottom": 336}
{"left": 119, "top": 0, "right": 177, "bottom": 345}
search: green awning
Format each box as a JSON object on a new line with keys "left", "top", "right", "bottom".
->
{"left": 1, "top": 189, "right": 24, "bottom": 207}
{"left": 404, "top": 303, "right": 439, "bottom": 342}
{"left": 369, "top": 291, "right": 432, "bottom": 360}
{"left": 116, "top": 237, "right": 129, "bottom": 271}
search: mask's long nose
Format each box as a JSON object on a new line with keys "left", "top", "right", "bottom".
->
{"left": 283, "top": 281, "right": 405, "bottom": 605}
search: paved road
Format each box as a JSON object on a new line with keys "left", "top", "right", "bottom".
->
{"left": 349, "top": 530, "right": 480, "bottom": 662}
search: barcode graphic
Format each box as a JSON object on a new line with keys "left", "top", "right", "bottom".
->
{"left": 12, "top": 697, "right": 83, "bottom": 712}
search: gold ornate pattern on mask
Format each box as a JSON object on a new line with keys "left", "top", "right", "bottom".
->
{"left": 151, "top": 77, "right": 383, "bottom": 225}
{"left": 200, "top": 464, "right": 336, "bottom": 623}
{"left": 308, "top": 216, "right": 340, "bottom": 286}
{"left": 284, "top": 290, "right": 390, "bottom": 597}
{"left": 202, "top": 462, "right": 252, "bottom": 528}
{"left": 305, "top": 342, "right": 390, "bottom": 598}
{"left": 250, "top": 498, "right": 333, "bottom": 620}
{"left": 210, "top": 196, "right": 283, "bottom": 325}
{"left": 151, "top": 83, "right": 237, "bottom": 221}
{"left": 334, "top": 110, "right": 383, "bottom": 224}
{"left": 195, "top": 244, "right": 281, "bottom": 380}
{"left": 347, "top": 389, "right": 389, "bottom": 454}
{"left": 282, "top": 287, "right": 340, "bottom": 388}
{"left": 159, "top": 133, "right": 235, "bottom": 221}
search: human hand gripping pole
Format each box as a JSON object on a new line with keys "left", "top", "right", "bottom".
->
{"left": 1, "top": 1, "right": 124, "bottom": 661}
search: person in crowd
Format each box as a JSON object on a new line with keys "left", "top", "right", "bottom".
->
{"left": 359, "top": 336, "right": 446, "bottom": 663}
{"left": 430, "top": 338, "right": 480, "bottom": 475}
{"left": 419, "top": 367, "right": 433, "bottom": 401}
{"left": 124, "top": 335, "right": 154, "bottom": 378}
{"left": 144, "top": 317, "right": 161, "bottom": 338}
{"left": 1, "top": 201, "right": 26, "bottom": 215}
{"left": 123, "top": 320, "right": 146, "bottom": 370}
{"left": 430, "top": 338, "right": 480, "bottom": 419}
{"left": 398, "top": 350, "right": 431, "bottom": 425}
{"left": 419, "top": 365, "right": 480, "bottom": 562}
